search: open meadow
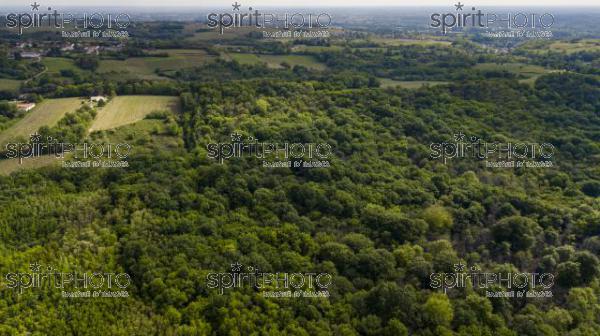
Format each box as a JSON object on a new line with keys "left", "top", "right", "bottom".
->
{"left": 42, "top": 57, "right": 80, "bottom": 74}
{"left": 98, "top": 49, "right": 214, "bottom": 80}
{"left": 0, "top": 97, "right": 84, "bottom": 146}
{"left": 90, "top": 96, "right": 180, "bottom": 131}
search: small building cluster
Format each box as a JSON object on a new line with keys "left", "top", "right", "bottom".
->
{"left": 16, "top": 102, "right": 36, "bottom": 112}
{"left": 7, "top": 41, "right": 125, "bottom": 61}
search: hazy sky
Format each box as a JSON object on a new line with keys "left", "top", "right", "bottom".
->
{"left": 2, "top": 0, "right": 599, "bottom": 6}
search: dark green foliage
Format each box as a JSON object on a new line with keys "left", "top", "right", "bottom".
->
{"left": 75, "top": 55, "right": 100, "bottom": 71}
{"left": 491, "top": 216, "right": 541, "bottom": 252}
{"left": 0, "top": 35, "right": 599, "bottom": 336}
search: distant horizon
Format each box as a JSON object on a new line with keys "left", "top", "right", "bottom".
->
{"left": 2, "top": 4, "right": 600, "bottom": 9}
{"left": 1, "top": 1, "right": 600, "bottom": 8}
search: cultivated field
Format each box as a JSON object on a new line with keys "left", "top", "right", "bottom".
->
{"left": 90, "top": 96, "right": 180, "bottom": 131}
{"left": 98, "top": 50, "right": 213, "bottom": 79}
{"left": 0, "top": 97, "right": 84, "bottom": 146}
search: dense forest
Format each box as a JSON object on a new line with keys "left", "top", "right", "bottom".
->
{"left": 0, "top": 10, "right": 599, "bottom": 335}
{"left": 0, "top": 66, "right": 598, "bottom": 334}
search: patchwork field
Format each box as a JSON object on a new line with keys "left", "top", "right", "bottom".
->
{"left": 0, "top": 97, "right": 84, "bottom": 146}
{"left": 90, "top": 96, "right": 180, "bottom": 131}
{"left": 223, "top": 53, "right": 327, "bottom": 70}
{"left": 0, "top": 95, "right": 181, "bottom": 175}
{"left": 98, "top": 50, "right": 213, "bottom": 79}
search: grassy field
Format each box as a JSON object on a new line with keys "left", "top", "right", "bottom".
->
{"left": 475, "top": 62, "right": 549, "bottom": 80}
{"left": 0, "top": 119, "right": 183, "bottom": 176}
{"left": 0, "top": 155, "right": 61, "bottom": 175}
{"left": 98, "top": 50, "right": 213, "bottom": 80}
{"left": 0, "top": 79, "right": 22, "bottom": 91}
{"left": 378, "top": 78, "right": 448, "bottom": 89}
{"left": 42, "top": 57, "right": 79, "bottom": 74}
{"left": 223, "top": 53, "right": 327, "bottom": 70}
{"left": 519, "top": 39, "right": 600, "bottom": 54}
{"left": 0, "top": 98, "right": 84, "bottom": 146}
{"left": 474, "top": 62, "right": 548, "bottom": 75}
{"left": 90, "top": 96, "right": 180, "bottom": 132}
{"left": 0, "top": 96, "right": 182, "bottom": 175}
{"left": 473, "top": 62, "right": 553, "bottom": 86}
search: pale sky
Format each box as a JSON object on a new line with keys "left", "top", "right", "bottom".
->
{"left": 2, "top": 0, "right": 599, "bottom": 6}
